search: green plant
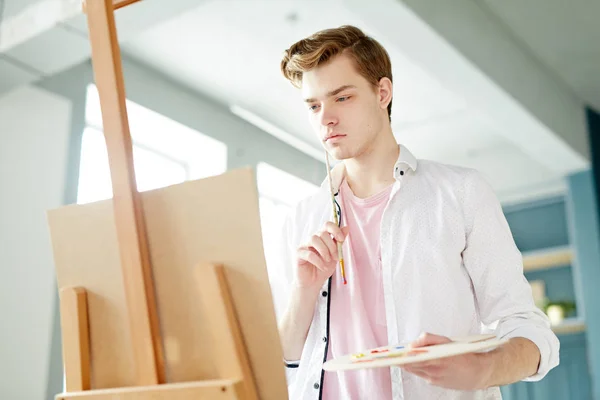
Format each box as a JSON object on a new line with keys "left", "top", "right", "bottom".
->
{"left": 543, "top": 300, "right": 577, "bottom": 317}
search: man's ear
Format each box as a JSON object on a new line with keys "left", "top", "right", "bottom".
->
{"left": 378, "top": 77, "right": 393, "bottom": 111}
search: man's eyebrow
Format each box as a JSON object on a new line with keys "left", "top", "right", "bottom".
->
{"left": 304, "top": 85, "right": 357, "bottom": 103}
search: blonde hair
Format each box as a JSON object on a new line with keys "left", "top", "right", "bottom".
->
{"left": 281, "top": 25, "right": 393, "bottom": 120}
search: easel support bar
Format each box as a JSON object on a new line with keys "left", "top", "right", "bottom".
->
{"left": 113, "top": 0, "right": 141, "bottom": 10}
{"left": 59, "top": 287, "right": 91, "bottom": 392}
{"left": 55, "top": 379, "right": 247, "bottom": 400}
{"left": 195, "top": 264, "right": 259, "bottom": 400}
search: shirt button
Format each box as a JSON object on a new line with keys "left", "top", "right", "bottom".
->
{"left": 314, "top": 383, "right": 320, "bottom": 389}
{"left": 322, "top": 337, "right": 327, "bottom": 342}
{"left": 322, "top": 291, "right": 328, "bottom": 297}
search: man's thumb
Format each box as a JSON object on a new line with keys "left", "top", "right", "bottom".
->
{"left": 341, "top": 226, "right": 350, "bottom": 238}
{"left": 409, "top": 332, "right": 451, "bottom": 348}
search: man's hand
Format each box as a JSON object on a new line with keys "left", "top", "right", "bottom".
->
{"left": 278, "top": 222, "right": 349, "bottom": 362}
{"left": 401, "top": 333, "right": 541, "bottom": 391}
{"left": 295, "top": 221, "right": 349, "bottom": 289}
{"left": 401, "top": 333, "right": 493, "bottom": 391}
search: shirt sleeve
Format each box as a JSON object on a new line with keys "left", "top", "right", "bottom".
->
{"left": 461, "top": 170, "right": 560, "bottom": 381}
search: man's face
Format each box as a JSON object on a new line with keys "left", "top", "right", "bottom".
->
{"left": 302, "top": 52, "right": 386, "bottom": 160}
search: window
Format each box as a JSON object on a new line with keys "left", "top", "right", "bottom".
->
{"left": 77, "top": 84, "right": 227, "bottom": 204}
{"left": 256, "top": 162, "right": 318, "bottom": 319}
{"left": 257, "top": 162, "right": 319, "bottom": 262}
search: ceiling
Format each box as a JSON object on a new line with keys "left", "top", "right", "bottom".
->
{"left": 2, "top": 0, "right": 42, "bottom": 18}
{"left": 480, "top": 0, "right": 600, "bottom": 113}
{"left": 122, "top": 0, "right": 467, "bottom": 151}
{"left": 1, "top": 0, "right": 597, "bottom": 205}
{"left": 121, "top": 0, "right": 590, "bottom": 204}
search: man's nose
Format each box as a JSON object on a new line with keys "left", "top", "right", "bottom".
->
{"left": 320, "top": 107, "right": 338, "bottom": 127}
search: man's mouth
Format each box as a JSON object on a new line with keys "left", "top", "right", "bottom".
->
{"left": 325, "top": 134, "right": 346, "bottom": 142}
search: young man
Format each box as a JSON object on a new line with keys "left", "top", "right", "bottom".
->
{"left": 271, "top": 25, "right": 559, "bottom": 399}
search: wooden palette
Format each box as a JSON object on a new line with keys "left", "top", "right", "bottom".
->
{"left": 323, "top": 334, "right": 507, "bottom": 371}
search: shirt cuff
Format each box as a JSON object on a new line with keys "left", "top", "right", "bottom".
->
{"left": 501, "top": 327, "right": 560, "bottom": 382}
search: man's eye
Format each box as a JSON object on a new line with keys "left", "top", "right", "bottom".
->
{"left": 337, "top": 96, "right": 350, "bottom": 102}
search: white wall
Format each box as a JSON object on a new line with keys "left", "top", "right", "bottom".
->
{"left": 0, "top": 85, "right": 71, "bottom": 399}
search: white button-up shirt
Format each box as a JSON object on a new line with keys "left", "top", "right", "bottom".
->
{"left": 268, "top": 144, "right": 559, "bottom": 400}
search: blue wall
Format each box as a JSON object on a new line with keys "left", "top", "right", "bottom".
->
{"left": 567, "top": 168, "right": 600, "bottom": 400}
{"left": 504, "top": 198, "right": 570, "bottom": 252}
{"left": 570, "top": 107, "right": 600, "bottom": 400}
{"left": 524, "top": 266, "right": 576, "bottom": 317}
{"left": 588, "top": 107, "right": 600, "bottom": 223}
{"left": 503, "top": 198, "right": 577, "bottom": 312}
{"left": 501, "top": 332, "right": 591, "bottom": 400}
{"left": 499, "top": 196, "right": 593, "bottom": 399}
{"left": 498, "top": 108, "right": 600, "bottom": 400}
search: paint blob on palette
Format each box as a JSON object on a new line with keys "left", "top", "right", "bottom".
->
{"left": 323, "top": 334, "right": 507, "bottom": 372}
{"left": 349, "top": 345, "right": 429, "bottom": 363}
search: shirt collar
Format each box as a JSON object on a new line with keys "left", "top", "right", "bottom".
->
{"left": 321, "top": 144, "right": 418, "bottom": 193}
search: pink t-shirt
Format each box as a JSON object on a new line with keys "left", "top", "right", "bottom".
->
{"left": 322, "top": 179, "right": 393, "bottom": 399}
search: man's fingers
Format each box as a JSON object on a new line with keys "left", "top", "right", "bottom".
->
{"left": 297, "top": 248, "right": 328, "bottom": 272}
{"left": 408, "top": 358, "right": 444, "bottom": 369}
{"left": 403, "top": 366, "right": 432, "bottom": 381}
{"left": 324, "top": 221, "right": 347, "bottom": 242}
{"left": 404, "top": 365, "right": 444, "bottom": 380}
{"left": 406, "top": 362, "right": 443, "bottom": 373}
{"left": 318, "top": 231, "right": 338, "bottom": 260}
{"left": 309, "top": 235, "right": 331, "bottom": 262}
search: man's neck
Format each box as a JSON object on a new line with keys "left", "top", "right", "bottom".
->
{"left": 344, "top": 128, "right": 399, "bottom": 199}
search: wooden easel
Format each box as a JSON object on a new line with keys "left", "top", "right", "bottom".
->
{"left": 51, "top": 0, "right": 285, "bottom": 398}
{"left": 58, "top": 263, "right": 257, "bottom": 399}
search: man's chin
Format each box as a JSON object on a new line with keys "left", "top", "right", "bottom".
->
{"left": 326, "top": 147, "right": 354, "bottom": 161}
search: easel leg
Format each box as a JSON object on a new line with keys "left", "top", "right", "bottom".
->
{"left": 195, "top": 264, "right": 260, "bottom": 400}
{"left": 59, "top": 287, "right": 91, "bottom": 391}
{"left": 84, "top": 0, "right": 165, "bottom": 385}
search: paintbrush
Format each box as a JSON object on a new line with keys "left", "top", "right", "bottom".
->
{"left": 325, "top": 151, "right": 347, "bottom": 285}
